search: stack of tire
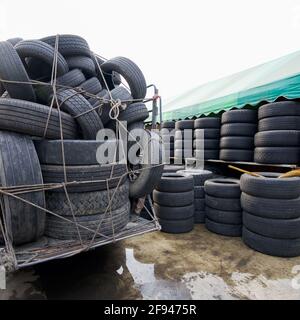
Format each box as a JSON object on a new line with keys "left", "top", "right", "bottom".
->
{"left": 177, "top": 169, "right": 214, "bottom": 223}
{"left": 254, "top": 101, "right": 300, "bottom": 164}
{"left": 153, "top": 173, "right": 195, "bottom": 233}
{"left": 160, "top": 121, "right": 175, "bottom": 164}
{"left": 241, "top": 172, "right": 300, "bottom": 257}
{"left": 174, "top": 120, "right": 194, "bottom": 164}
{"left": 220, "top": 109, "right": 257, "bottom": 162}
{"left": 0, "top": 34, "right": 163, "bottom": 245}
{"left": 204, "top": 179, "right": 242, "bottom": 236}
{"left": 193, "top": 117, "right": 221, "bottom": 160}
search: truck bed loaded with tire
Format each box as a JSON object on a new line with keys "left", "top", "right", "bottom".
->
{"left": 0, "top": 35, "right": 164, "bottom": 271}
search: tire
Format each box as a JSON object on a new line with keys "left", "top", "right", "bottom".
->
{"left": 204, "top": 178, "right": 240, "bottom": 198}
{"left": 115, "top": 102, "right": 149, "bottom": 124}
{"left": 205, "top": 194, "right": 241, "bottom": 211}
{"left": 175, "top": 120, "right": 194, "bottom": 130}
{"left": 100, "top": 57, "right": 147, "bottom": 99}
{"left": 0, "top": 41, "right": 36, "bottom": 101}
{"left": 205, "top": 206, "right": 242, "bottom": 225}
{"left": 78, "top": 77, "right": 102, "bottom": 95}
{"left": 258, "top": 101, "right": 300, "bottom": 120}
{"left": 254, "top": 147, "right": 299, "bottom": 164}
{"left": 15, "top": 40, "right": 69, "bottom": 77}
{"left": 194, "top": 186, "right": 205, "bottom": 198}
{"left": 195, "top": 198, "right": 205, "bottom": 211}
{"left": 174, "top": 139, "right": 193, "bottom": 149}
{"left": 177, "top": 170, "right": 214, "bottom": 186}
{"left": 240, "top": 192, "right": 300, "bottom": 219}
{"left": 45, "top": 201, "right": 130, "bottom": 240}
{"left": 46, "top": 182, "right": 129, "bottom": 216}
{"left": 153, "top": 190, "right": 194, "bottom": 207}
{"left": 194, "top": 128, "right": 220, "bottom": 139}
{"left": 6, "top": 37, "right": 23, "bottom": 46}
{"left": 194, "top": 117, "right": 220, "bottom": 129}
{"left": 242, "top": 227, "right": 300, "bottom": 257}
{"left": 219, "top": 149, "right": 253, "bottom": 162}
{"left": 41, "top": 34, "right": 91, "bottom": 57}
{"left": 41, "top": 163, "right": 127, "bottom": 192}
{"left": 221, "top": 109, "right": 257, "bottom": 124}
{"left": 240, "top": 172, "right": 300, "bottom": 199}
{"left": 34, "top": 139, "right": 117, "bottom": 165}
{"left": 66, "top": 56, "right": 96, "bottom": 77}
{"left": 194, "top": 211, "right": 205, "bottom": 223}
{"left": 159, "top": 217, "right": 194, "bottom": 234}
{"left": 220, "top": 136, "right": 254, "bottom": 149}
{"left": 88, "top": 89, "right": 108, "bottom": 106}
{"left": 193, "top": 139, "right": 219, "bottom": 150}
{"left": 156, "top": 173, "right": 194, "bottom": 192}
{"left": 161, "top": 121, "right": 175, "bottom": 129}
{"left": 0, "top": 131, "right": 45, "bottom": 245}
{"left": 163, "top": 165, "right": 185, "bottom": 173}
{"left": 154, "top": 203, "right": 194, "bottom": 220}
{"left": 0, "top": 98, "right": 78, "bottom": 139}
{"left": 175, "top": 130, "right": 193, "bottom": 140}
{"left": 56, "top": 89, "right": 103, "bottom": 139}
{"left": 258, "top": 116, "right": 300, "bottom": 131}
{"left": 194, "top": 149, "right": 219, "bottom": 160}
{"left": 220, "top": 123, "right": 257, "bottom": 137}
{"left": 205, "top": 218, "right": 242, "bottom": 237}
{"left": 254, "top": 130, "right": 300, "bottom": 147}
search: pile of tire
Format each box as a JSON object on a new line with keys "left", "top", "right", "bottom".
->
{"left": 204, "top": 178, "right": 242, "bottom": 236}
{"left": 241, "top": 172, "right": 300, "bottom": 257}
{"left": 160, "top": 121, "right": 175, "bottom": 163}
{"left": 254, "top": 101, "right": 300, "bottom": 164}
{"left": 0, "top": 34, "right": 163, "bottom": 244}
{"left": 220, "top": 109, "right": 257, "bottom": 162}
{"left": 174, "top": 120, "right": 194, "bottom": 164}
{"left": 193, "top": 117, "right": 221, "bottom": 160}
{"left": 177, "top": 169, "right": 213, "bottom": 223}
{"left": 153, "top": 173, "right": 194, "bottom": 233}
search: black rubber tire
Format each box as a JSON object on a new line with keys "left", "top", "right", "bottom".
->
{"left": 194, "top": 117, "right": 220, "bottom": 129}
{"left": 240, "top": 192, "right": 300, "bottom": 219}
{"left": 163, "top": 165, "right": 185, "bottom": 173}
{"left": 153, "top": 190, "right": 194, "bottom": 207}
{"left": 258, "top": 116, "right": 300, "bottom": 131}
{"left": 205, "top": 206, "right": 242, "bottom": 225}
{"left": 78, "top": 77, "right": 102, "bottom": 95}
{"left": 88, "top": 89, "right": 108, "bottom": 106}
{"left": 220, "top": 123, "right": 257, "bottom": 137}
{"left": 56, "top": 89, "right": 103, "bottom": 139}
{"left": 221, "top": 109, "right": 257, "bottom": 124}
{"left": 41, "top": 163, "right": 127, "bottom": 192}
{"left": 45, "top": 201, "right": 130, "bottom": 240}
{"left": 240, "top": 172, "right": 300, "bottom": 199}
{"left": 156, "top": 173, "right": 194, "bottom": 192}
{"left": 193, "top": 139, "right": 219, "bottom": 150}
{"left": 194, "top": 211, "right": 205, "bottom": 223}
{"left": 0, "top": 131, "right": 45, "bottom": 245}
{"left": 6, "top": 37, "right": 23, "bottom": 46}
{"left": 194, "top": 186, "right": 205, "bottom": 198}
{"left": 258, "top": 101, "right": 300, "bottom": 120}
{"left": 242, "top": 227, "right": 300, "bottom": 257}
{"left": 194, "top": 149, "right": 219, "bottom": 160}
{"left": 41, "top": 34, "right": 91, "bottom": 57}
{"left": 219, "top": 149, "right": 253, "bottom": 162}
{"left": 204, "top": 178, "right": 240, "bottom": 198}
{"left": 159, "top": 217, "right": 194, "bottom": 234}
{"left": 0, "top": 98, "right": 78, "bottom": 139}
{"left": 175, "top": 120, "right": 194, "bottom": 130}
{"left": 220, "top": 136, "right": 254, "bottom": 149}
{"left": 115, "top": 102, "right": 149, "bottom": 124}
{"left": 161, "top": 121, "right": 175, "bottom": 129}
{"left": 194, "top": 128, "right": 220, "bottom": 139}
{"left": 174, "top": 130, "right": 193, "bottom": 140}
{"left": 34, "top": 139, "right": 117, "bottom": 165}
{"left": 0, "top": 41, "right": 36, "bottom": 101}
{"left": 195, "top": 198, "right": 205, "bottom": 211}
{"left": 66, "top": 56, "right": 96, "bottom": 77}
{"left": 254, "top": 147, "right": 299, "bottom": 164}
{"left": 174, "top": 139, "right": 193, "bottom": 150}
{"left": 177, "top": 170, "right": 214, "bottom": 186}
{"left": 254, "top": 130, "right": 300, "bottom": 147}
{"left": 46, "top": 182, "right": 129, "bottom": 216}
{"left": 154, "top": 203, "right": 194, "bottom": 220}
{"left": 100, "top": 57, "right": 147, "bottom": 99}
{"left": 15, "top": 40, "right": 69, "bottom": 77}
{"left": 205, "top": 218, "right": 242, "bottom": 237}
{"left": 205, "top": 194, "right": 241, "bottom": 211}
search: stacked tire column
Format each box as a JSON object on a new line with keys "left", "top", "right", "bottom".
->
{"left": 204, "top": 179, "right": 242, "bottom": 236}
{"left": 220, "top": 109, "right": 257, "bottom": 162}
{"left": 193, "top": 117, "right": 221, "bottom": 160}
{"left": 174, "top": 120, "right": 194, "bottom": 164}
{"left": 153, "top": 173, "right": 195, "bottom": 233}
{"left": 160, "top": 121, "right": 175, "bottom": 164}
{"left": 254, "top": 101, "right": 300, "bottom": 164}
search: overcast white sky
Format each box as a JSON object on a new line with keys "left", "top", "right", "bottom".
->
{"left": 1, "top": 0, "right": 300, "bottom": 101}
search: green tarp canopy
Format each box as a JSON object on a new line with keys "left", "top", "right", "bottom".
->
{"left": 162, "top": 50, "right": 300, "bottom": 121}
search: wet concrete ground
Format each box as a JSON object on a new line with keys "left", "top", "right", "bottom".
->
{"left": 1, "top": 224, "right": 300, "bottom": 300}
